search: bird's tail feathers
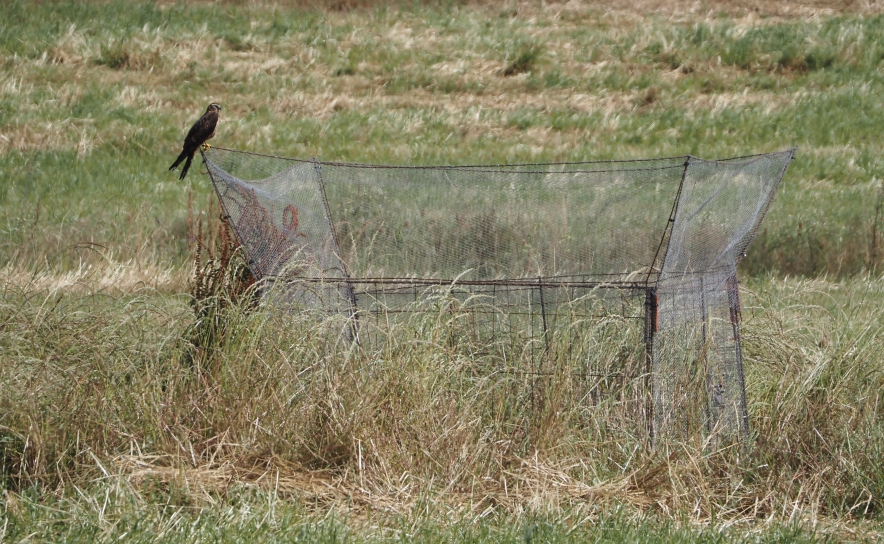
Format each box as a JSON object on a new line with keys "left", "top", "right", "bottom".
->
{"left": 179, "top": 154, "right": 193, "bottom": 180}
{"left": 169, "top": 150, "right": 188, "bottom": 171}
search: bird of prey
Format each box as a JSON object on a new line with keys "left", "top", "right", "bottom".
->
{"left": 169, "top": 102, "right": 222, "bottom": 180}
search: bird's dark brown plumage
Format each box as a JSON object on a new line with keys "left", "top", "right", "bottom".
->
{"left": 170, "top": 102, "right": 221, "bottom": 180}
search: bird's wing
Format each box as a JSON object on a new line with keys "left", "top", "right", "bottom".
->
{"left": 183, "top": 111, "right": 219, "bottom": 149}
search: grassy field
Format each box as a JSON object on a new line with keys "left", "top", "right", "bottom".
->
{"left": 3, "top": 0, "right": 884, "bottom": 541}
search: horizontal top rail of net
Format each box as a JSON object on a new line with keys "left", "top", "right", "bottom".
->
{"left": 265, "top": 275, "right": 651, "bottom": 290}
{"left": 207, "top": 146, "right": 794, "bottom": 172}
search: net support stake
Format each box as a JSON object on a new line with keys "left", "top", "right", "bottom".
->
{"left": 727, "top": 274, "right": 751, "bottom": 441}
{"left": 700, "top": 275, "right": 713, "bottom": 434}
{"left": 644, "top": 287, "right": 658, "bottom": 442}
{"left": 538, "top": 277, "right": 550, "bottom": 357}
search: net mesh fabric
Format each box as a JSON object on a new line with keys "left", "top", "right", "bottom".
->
{"left": 202, "top": 147, "right": 794, "bottom": 441}
{"left": 652, "top": 152, "right": 792, "bottom": 437}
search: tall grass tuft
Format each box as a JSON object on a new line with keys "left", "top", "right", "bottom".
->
{"left": 503, "top": 44, "right": 542, "bottom": 77}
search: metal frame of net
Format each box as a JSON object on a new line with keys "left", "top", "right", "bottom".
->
{"left": 201, "top": 147, "right": 795, "bottom": 441}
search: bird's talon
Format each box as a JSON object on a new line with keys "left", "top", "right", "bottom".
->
{"left": 202, "top": 143, "right": 212, "bottom": 150}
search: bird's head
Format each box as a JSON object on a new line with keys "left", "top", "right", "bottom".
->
{"left": 207, "top": 103, "right": 222, "bottom": 112}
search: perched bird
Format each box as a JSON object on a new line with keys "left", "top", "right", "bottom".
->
{"left": 169, "top": 102, "right": 222, "bottom": 180}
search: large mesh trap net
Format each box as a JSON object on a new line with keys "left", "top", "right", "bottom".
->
{"left": 202, "top": 147, "right": 794, "bottom": 441}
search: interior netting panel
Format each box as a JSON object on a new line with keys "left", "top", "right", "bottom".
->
{"left": 202, "top": 147, "right": 794, "bottom": 441}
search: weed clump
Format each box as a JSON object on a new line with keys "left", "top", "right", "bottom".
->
{"left": 184, "top": 195, "right": 258, "bottom": 370}
{"left": 96, "top": 39, "right": 161, "bottom": 70}
{"left": 503, "top": 45, "right": 542, "bottom": 76}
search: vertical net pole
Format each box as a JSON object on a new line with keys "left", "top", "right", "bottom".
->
{"left": 538, "top": 277, "right": 550, "bottom": 357}
{"left": 699, "top": 275, "right": 713, "bottom": 433}
{"left": 645, "top": 157, "right": 691, "bottom": 286}
{"left": 644, "top": 287, "right": 658, "bottom": 441}
{"left": 312, "top": 158, "right": 360, "bottom": 343}
{"left": 727, "top": 274, "right": 751, "bottom": 440}
{"left": 648, "top": 158, "right": 691, "bottom": 443}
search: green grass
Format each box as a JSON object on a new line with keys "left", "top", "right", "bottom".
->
{"left": 3, "top": 0, "right": 884, "bottom": 540}
{"left": 3, "top": 3, "right": 884, "bottom": 275}
{"left": 0, "top": 484, "right": 833, "bottom": 542}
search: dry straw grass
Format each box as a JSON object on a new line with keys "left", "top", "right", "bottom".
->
{"left": 551, "top": 0, "right": 884, "bottom": 18}
{"left": 3, "top": 269, "right": 884, "bottom": 528}
{"left": 0, "top": 260, "right": 185, "bottom": 294}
